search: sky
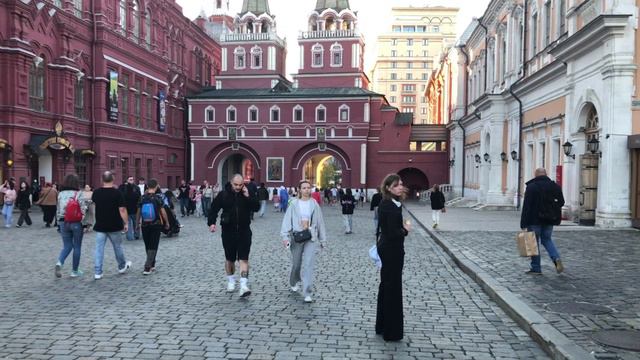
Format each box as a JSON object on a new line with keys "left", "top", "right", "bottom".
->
{"left": 176, "top": 0, "right": 491, "bottom": 77}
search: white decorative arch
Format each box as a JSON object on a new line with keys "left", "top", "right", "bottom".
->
{"left": 248, "top": 105, "right": 259, "bottom": 122}
{"left": 338, "top": 104, "right": 350, "bottom": 122}
{"left": 270, "top": 105, "right": 280, "bottom": 123}
{"left": 226, "top": 105, "right": 237, "bottom": 123}
{"left": 330, "top": 42, "right": 343, "bottom": 67}
{"left": 250, "top": 45, "right": 263, "bottom": 69}
{"left": 293, "top": 104, "right": 304, "bottom": 123}
{"left": 204, "top": 105, "right": 215, "bottom": 123}
{"left": 293, "top": 147, "right": 351, "bottom": 170}
{"left": 315, "top": 104, "right": 326, "bottom": 122}
{"left": 312, "top": 43, "right": 324, "bottom": 68}
{"left": 234, "top": 47, "right": 246, "bottom": 69}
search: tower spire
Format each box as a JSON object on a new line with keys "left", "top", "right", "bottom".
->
{"left": 241, "top": 0, "right": 271, "bottom": 16}
{"left": 315, "top": 0, "right": 350, "bottom": 12}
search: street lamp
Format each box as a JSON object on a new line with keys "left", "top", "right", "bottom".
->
{"left": 474, "top": 154, "right": 481, "bottom": 163}
{"left": 483, "top": 153, "right": 491, "bottom": 163}
{"left": 510, "top": 150, "right": 519, "bottom": 161}
{"left": 587, "top": 137, "right": 600, "bottom": 156}
{"left": 500, "top": 152, "right": 507, "bottom": 162}
{"left": 448, "top": 159, "right": 455, "bottom": 167}
{"left": 562, "top": 141, "right": 575, "bottom": 159}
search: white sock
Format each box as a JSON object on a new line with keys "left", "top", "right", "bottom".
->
{"left": 240, "top": 277, "right": 248, "bottom": 287}
{"left": 227, "top": 275, "right": 235, "bottom": 283}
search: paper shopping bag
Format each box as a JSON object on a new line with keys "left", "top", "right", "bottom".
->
{"left": 516, "top": 231, "right": 539, "bottom": 257}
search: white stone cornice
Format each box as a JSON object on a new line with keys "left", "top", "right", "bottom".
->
{"left": 511, "top": 60, "right": 565, "bottom": 97}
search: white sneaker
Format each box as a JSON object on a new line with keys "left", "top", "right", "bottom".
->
{"left": 118, "top": 261, "right": 132, "bottom": 274}
{"left": 304, "top": 295, "right": 313, "bottom": 303}
{"left": 94, "top": 273, "right": 103, "bottom": 280}
{"left": 239, "top": 285, "right": 251, "bottom": 298}
{"left": 290, "top": 284, "right": 300, "bottom": 293}
{"left": 227, "top": 281, "right": 236, "bottom": 292}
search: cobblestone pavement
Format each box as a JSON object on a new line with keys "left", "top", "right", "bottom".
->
{"left": 0, "top": 205, "right": 548, "bottom": 359}
{"left": 407, "top": 204, "right": 640, "bottom": 360}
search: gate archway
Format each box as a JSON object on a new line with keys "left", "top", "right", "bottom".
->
{"left": 398, "top": 167, "right": 429, "bottom": 199}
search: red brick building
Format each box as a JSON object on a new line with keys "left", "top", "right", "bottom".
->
{"left": 0, "top": 0, "right": 219, "bottom": 188}
{"left": 188, "top": 0, "right": 448, "bottom": 194}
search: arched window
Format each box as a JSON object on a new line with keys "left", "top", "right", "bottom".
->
{"left": 145, "top": 8, "right": 152, "bottom": 46}
{"left": 205, "top": 106, "right": 215, "bottom": 123}
{"left": 74, "top": 72, "right": 85, "bottom": 119}
{"left": 29, "top": 56, "right": 45, "bottom": 111}
{"left": 338, "top": 104, "right": 350, "bottom": 122}
{"left": 293, "top": 105, "right": 304, "bottom": 123}
{"left": 312, "top": 44, "right": 323, "bottom": 67}
{"left": 234, "top": 47, "right": 246, "bottom": 69}
{"left": 73, "top": 0, "right": 82, "bottom": 18}
{"left": 330, "top": 43, "right": 343, "bottom": 67}
{"left": 132, "top": 0, "right": 140, "bottom": 41}
{"left": 226, "top": 105, "right": 237, "bottom": 123}
{"left": 270, "top": 105, "right": 280, "bottom": 123}
{"left": 119, "top": 0, "right": 127, "bottom": 32}
{"left": 251, "top": 46, "right": 262, "bottom": 69}
{"left": 248, "top": 105, "right": 259, "bottom": 122}
{"left": 315, "top": 104, "right": 326, "bottom": 122}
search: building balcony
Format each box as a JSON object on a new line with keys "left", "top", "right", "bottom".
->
{"left": 221, "top": 32, "right": 286, "bottom": 47}
{"left": 298, "top": 29, "right": 361, "bottom": 40}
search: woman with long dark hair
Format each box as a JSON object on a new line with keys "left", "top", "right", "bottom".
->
{"left": 54, "top": 174, "right": 90, "bottom": 278}
{"left": 375, "top": 173, "right": 411, "bottom": 342}
{"left": 16, "top": 181, "right": 32, "bottom": 227}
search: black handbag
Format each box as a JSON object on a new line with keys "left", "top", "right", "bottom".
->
{"left": 291, "top": 206, "right": 314, "bottom": 243}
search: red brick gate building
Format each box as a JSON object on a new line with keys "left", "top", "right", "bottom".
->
{"left": 188, "top": 0, "right": 449, "bottom": 193}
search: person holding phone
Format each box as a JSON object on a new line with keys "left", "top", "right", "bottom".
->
{"left": 1, "top": 180, "right": 17, "bottom": 228}
{"left": 208, "top": 174, "right": 260, "bottom": 297}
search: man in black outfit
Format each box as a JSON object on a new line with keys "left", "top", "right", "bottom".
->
{"left": 208, "top": 174, "right": 260, "bottom": 297}
{"left": 177, "top": 180, "right": 189, "bottom": 217}
{"left": 119, "top": 176, "right": 141, "bottom": 240}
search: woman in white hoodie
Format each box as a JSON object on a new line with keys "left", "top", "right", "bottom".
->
{"left": 280, "top": 180, "right": 327, "bottom": 303}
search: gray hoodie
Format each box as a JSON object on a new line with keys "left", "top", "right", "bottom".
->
{"left": 280, "top": 198, "right": 327, "bottom": 245}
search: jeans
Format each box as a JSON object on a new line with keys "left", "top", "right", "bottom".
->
{"left": 343, "top": 214, "right": 353, "bottom": 233}
{"left": 58, "top": 221, "right": 84, "bottom": 271}
{"left": 2, "top": 204, "right": 14, "bottom": 227}
{"left": 17, "top": 208, "right": 32, "bottom": 226}
{"left": 126, "top": 214, "right": 139, "bottom": 240}
{"left": 94, "top": 231, "right": 127, "bottom": 275}
{"left": 180, "top": 197, "right": 189, "bottom": 216}
{"left": 202, "top": 197, "right": 211, "bottom": 218}
{"left": 259, "top": 200, "right": 267, "bottom": 217}
{"left": 528, "top": 225, "right": 561, "bottom": 272}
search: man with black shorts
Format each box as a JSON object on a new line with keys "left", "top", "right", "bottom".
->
{"left": 208, "top": 174, "right": 260, "bottom": 297}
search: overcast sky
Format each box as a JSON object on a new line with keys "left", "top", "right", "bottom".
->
{"left": 176, "top": 0, "right": 491, "bottom": 77}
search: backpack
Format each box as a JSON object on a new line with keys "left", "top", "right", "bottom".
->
{"left": 538, "top": 184, "right": 562, "bottom": 225}
{"left": 140, "top": 195, "right": 161, "bottom": 225}
{"left": 64, "top": 192, "right": 83, "bottom": 223}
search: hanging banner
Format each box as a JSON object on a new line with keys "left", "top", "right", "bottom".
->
{"left": 158, "top": 90, "right": 166, "bottom": 132}
{"left": 108, "top": 71, "right": 119, "bottom": 122}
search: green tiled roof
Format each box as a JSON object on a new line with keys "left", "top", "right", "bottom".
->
{"left": 315, "top": 0, "right": 351, "bottom": 12}
{"left": 240, "top": 0, "right": 271, "bottom": 16}
{"left": 188, "top": 86, "right": 382, "bottom": 100}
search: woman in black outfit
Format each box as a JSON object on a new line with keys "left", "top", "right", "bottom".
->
{"left": 16, "top": 181, "right": 32, "bottom": 227}
{"left": 375, "top": 173, "right": 411, "bottom": 342}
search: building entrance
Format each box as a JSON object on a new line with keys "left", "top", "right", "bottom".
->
{"left": 303, "top": 155, "right": 342, "bottom": 188}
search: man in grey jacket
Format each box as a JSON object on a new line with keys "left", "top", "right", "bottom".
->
{"left": 280, "top": 180, "right": 327, "bottom": 303}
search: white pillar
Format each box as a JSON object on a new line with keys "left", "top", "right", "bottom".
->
{"left": 360, "top": 143, "right": 367, "bottom": 185}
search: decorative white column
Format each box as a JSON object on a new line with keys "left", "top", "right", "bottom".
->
{"left": 360, "top": 143, "right": 367, "bottom": 185}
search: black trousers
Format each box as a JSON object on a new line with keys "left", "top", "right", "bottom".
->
{"left": 141, "top": 225, "right": 162, "bottom": 268}
{"left": 42, "top": 205, "right": 56, "bottom": 225}
{"left": 375, "top": 244, "right": 405, "bottom": 341}
{"left": 17, "top": 208, "right": 32, "bottom": 226}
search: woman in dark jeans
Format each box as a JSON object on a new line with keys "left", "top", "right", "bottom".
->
{"left": 375, "top": 173, "right": 411, "bottom": 342}
{"left": 16, "top": 181, "right": 32, "bottom": 227}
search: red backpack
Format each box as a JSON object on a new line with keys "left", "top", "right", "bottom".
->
{"left": 64, "top": 192, "right": 83, "bottom": 223}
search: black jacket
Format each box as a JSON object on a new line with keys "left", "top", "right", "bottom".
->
{"left": 377, "top": 199, "right": 407, "bottom": 246}
{"left": 257, "top": 187, "right": 269, "bottom": 201}
{"left": 208, "top": 184, "right": 260, "bottom": 229}
{"left": 119, "top": 183, "right": 141, "bottom": 215}
{"left": 430, "top": 191, "right": 445, "bottom": 210}
{"left": 341, "top": 194, "right": 356, "bottom": 214}
{"left": 370, "top": 192, "right": 382, "bottom": 211}
{"left": 520, "top": 175, "right": 565, "bottom": 228}
{"left": 16, "top": 188, "right": 31, "bottom": 210}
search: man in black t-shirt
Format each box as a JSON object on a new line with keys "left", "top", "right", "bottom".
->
{"left": 177, "top": 180, "right": 189, "bottom": 217}
{"left": 92, "top": 171, "right": 132, "bottom": 280}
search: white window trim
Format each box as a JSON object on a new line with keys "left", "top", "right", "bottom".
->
{"left": 204, "top": 106, "right": 215, "bottom": 123}
{"left": 315, "top": 104, "right": 326, "bottom": 123}
{"left": 226, "top": 105, "right": 237, "bottom": 123}
{"left": 248, "top": 105, "right": 259, "bottom": 123}
{"left": 234, "top": 47, "right": 246, "bottom": 70}
{"left": 270, "top": 105, "right": 280, "bottom": 123}
{"left": 312, "top": 43, "right": 324, "bottom": 68}
{"left": 338, "top": 104, "right": 350, "bottom": 122}
{"left": 250, "top": 45, "right": 263, "bottom": 69}
{"left": 293, "top": 105, "right": 304, "bottom": 123}
{"left": 330, "top": 43, "right": 343, "bottom": 67}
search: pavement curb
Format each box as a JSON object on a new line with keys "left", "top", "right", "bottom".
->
{"left": 407, "top": 208, "right": 596, "bottom": 360}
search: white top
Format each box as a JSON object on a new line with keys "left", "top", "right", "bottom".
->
{"left": 392, "top": 198, "right": 401, "bottom": 207}
{"left": 298, "top": 199, "right": 313, "bottom": 220}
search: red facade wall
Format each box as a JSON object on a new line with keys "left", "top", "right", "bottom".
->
{"left": 0, "top": 0, "right": 220, "bottom": 187}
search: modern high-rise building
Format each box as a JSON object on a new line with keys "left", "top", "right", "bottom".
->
{"left": 371, "top": 6, "right": 458, "bottom": 125}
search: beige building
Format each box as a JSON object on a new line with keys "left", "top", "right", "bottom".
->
{"left": 371, "top": 6, "right": 458, "bottom": 124}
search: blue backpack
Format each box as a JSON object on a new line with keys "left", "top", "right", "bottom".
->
{"left": 140, "top": 195, "right": 160, "bottom": 225}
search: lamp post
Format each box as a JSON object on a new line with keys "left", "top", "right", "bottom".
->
{"left": 483, "top": 152, "right": 490, "bottom": 163}
{"left": 510, "top": 150, "right": 519, "bottom": 161}
{"left": 474, "top": 154, "right": 481, "bottom": 163}
{"left": 587, "top": 137, "right": 600, "bottom": 157}
{"left": 500, "top": 152, "right": 507, "bottom": 162}
{"left": 562, "top": 141, "right": 575, "bottom": 160}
